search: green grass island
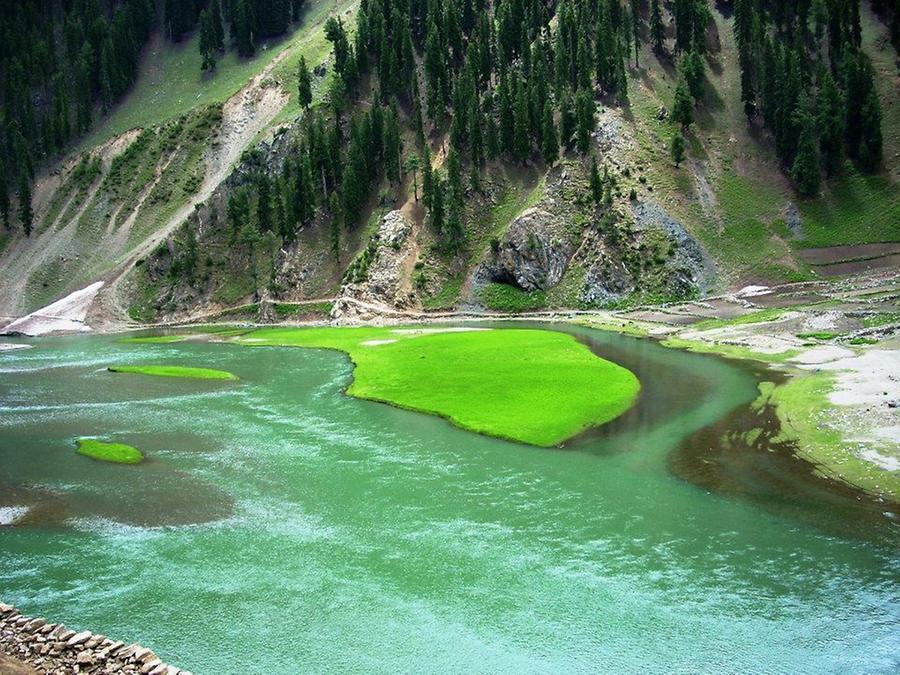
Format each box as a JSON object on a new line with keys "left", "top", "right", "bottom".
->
{"left": 231, "top": 326, "right": 641, "bottom": 447}
{"left": 118, "top": 335, "right": 190, "bottom": 344}
{"left": 75, "top": 439, "right": 144, "bottom": 465}
{"left": 107, "top": 365, "right": 238, "bottom": 380}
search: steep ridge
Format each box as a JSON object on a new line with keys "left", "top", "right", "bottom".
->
{"left": 1, "top": 0, "right": 897, "bottom": 332}
{"left": 0, "top": 0, "right": 351, "bottom": 328}
{"left": 88, "top": 55, "right": 292, "bottom": 330}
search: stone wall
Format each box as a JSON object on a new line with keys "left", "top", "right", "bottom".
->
{"left": 0, "top": 603, "right": 189, "bottom": 675}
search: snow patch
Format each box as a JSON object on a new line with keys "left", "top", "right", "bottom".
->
{"left": 2, "top": 281, "right": 103, "bottom": 336}
{"left": 0, "top": 506, "right": 29, "bottom": 526}
{"left": 858, "top": 449, "right": 900, "bottom": 472}
{"left": 0, "top": 343, "right": 31, "bottom": 351}
{"left": 736, "top": 285, "right": 770, "bottom": 298}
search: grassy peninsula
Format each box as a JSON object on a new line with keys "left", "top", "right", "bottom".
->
{"left": 234, "top": 326, "right": 640, "bottom": 447}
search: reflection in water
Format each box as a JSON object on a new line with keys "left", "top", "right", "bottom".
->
{"left": 670, "top": 376, "right": 900, "bottom": 544}
{"left": 557, "top": 321, "right": 898, "bottom": 543}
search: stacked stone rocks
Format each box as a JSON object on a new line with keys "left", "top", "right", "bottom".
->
{"left": 0, "top": 604, "right": 190, "bottom": 675}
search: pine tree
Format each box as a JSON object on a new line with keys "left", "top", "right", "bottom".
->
{"left": 673, "top": 0, "right": 695, "bottom": 53}
{"left": 329, "top": 194, "right": 342, "bottom": 262}
{"left": 513, "top": 78, "right": 531, "bottom": 163}
{"left": 631, "top": 0, "right": 642, "bottom": 67}
{"left": 589, "top": 157, "right": 603, "bottom": 203}
{"left": 328, "top": 74, "right": 346, "bottom": 121}
{"left": 234, "top": 0, "right": 255, "bottom": 58}
{"left": 405, "top": 153, "right": 420, "bottom": 200}
{"left": 422, "top": 145, "right": 434, "bottom": 209}
{"left": 858, "top": 88, "right": 883, "bottom": 171}
{"left": 615, "top": 43, "right": 629, "bottom": 104}
{"left": 444, "top": 186, "right": 462, "bottom": 248}
{"left": 256, "top": 173, "right": 272, "bottom": 231}
{"left": 297, "top": 56, "right": 312, "bottom": 110}
{"left": 18, "top": 175, "right": 32, "bottom": 237}
{"left": 182, "top": 223, "right": 199, "bottom": 280}
{"left": 650, "top": 0, "right": 665, "bottom": 54}
{"left": 441, "top": 148, "right": 463, "bottom": 250}
{"left": 228, "top": 187, "right": 251, "bottom": 244}
{"left": 200, "top": 10, "right": 217, "bottom": 71}
{"left": 341, "top": 120, "right": 368, "bottom": 227}
{"left": 681, "top": 49, "right": 704, "bottom": 101}
{"left": 444, "top": 150, "right": 464, "bottom": 248}
{"left": 0, "top": 159, "right": 8, "bottom": 229}
{"left": 210, "top": 0, "right": 226, "bottom": 51}
{"left": 816, "top": 68, "right": 845, "bottom": 176}
{"left": 790, "top": 93, "right": 821, "bottom": 197}
{"left": 541, "top": 102, "right": 559, "bottom": 165}
{"left": 470, "top": 101, "right": 485, "bottom": 167}
{"left": 671, "top": 77, "right": 694, "bottom": 129}
{"left": 485, "top": 104, "right": 500, "bottom": 160}
{"left": 429, "top": 169, "right": 444, "bottom": 233}
{"left": 384, "top": 107, "right": 402, "bottom": 184}
{"left": 559, "top": 92, "right": 575, "bottom": 149}
{"left": 670, "top": 132, "right": 686, "bottom": 167}
{"left": 575, "top": 89, "right": 594, "bottom": 154}
{"left": 498, "top": 71, "right": 515, "bottom": 155}
{"left": 424, "top": 24, "right": 446, "bottom": 127}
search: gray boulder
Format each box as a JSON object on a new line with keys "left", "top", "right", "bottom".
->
{"left": 489, "top": 208, "right": 572, "bottom": 291}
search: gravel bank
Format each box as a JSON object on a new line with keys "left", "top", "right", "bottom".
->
{"left": 0, "top": 603, "right": 189, "bottom": 675}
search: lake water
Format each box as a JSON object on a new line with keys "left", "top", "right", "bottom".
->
{"left": 1, "top": 325, "right": 897, "bottom": 673}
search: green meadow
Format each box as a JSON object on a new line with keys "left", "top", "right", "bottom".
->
{"left": 233, "top": 326, "right": 640, "bottom": 446}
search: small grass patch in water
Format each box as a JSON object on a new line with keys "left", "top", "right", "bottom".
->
{"left": 233, "top": 326, "right": 640, "bottom": 447}
{"left": 661, "top": 337, "right": 801, "bottom": 363}
{"left": 119, "top": 335, "right": 189, "bottom": 344}
{"left": 690, "top": 308, "right": 787, "bottom": 332}
{"left": 75, "top": 439, "right": 144, "bottom": 464}
{"left": 797, "top": 331, "right": 842, "bottom": 341}
{"left": 108, "top": 365, "right": 238, "bottom": 380}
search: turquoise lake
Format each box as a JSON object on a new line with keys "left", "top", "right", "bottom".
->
{"left": 0, "top": 324, "right": 897, "bottom": 673}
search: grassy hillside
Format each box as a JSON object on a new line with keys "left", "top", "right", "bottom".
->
{"left": 2, "top": 0, "right": 897, "bottom": 324}
{"left": 75, "top": 0, "right": 346, "bottom": 152}
{"left": 0, "top": 0, "right": 354, "bottom": 318}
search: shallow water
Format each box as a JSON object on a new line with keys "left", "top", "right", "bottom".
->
{"left": 0, "top": 325, "right": 898, "bottom": 673}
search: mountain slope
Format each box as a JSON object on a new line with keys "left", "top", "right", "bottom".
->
{"left": 1, "top": 0, "right": 897, "bottom": 331}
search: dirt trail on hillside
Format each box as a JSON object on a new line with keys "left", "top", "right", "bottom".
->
{"left": 0, "top": 131, "right": 141, "bottom": 317}
{"left": 89, "top": 53, "right": 292, "bottom": 329}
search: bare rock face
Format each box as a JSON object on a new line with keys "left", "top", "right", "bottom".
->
{"left": 578, "top": 201, "right": 714, "bottom": 307}
{"left": 489, "top": 208, "right": 573, "bottom": 292}
{"left": 781, "top": 201, "right": 804, "bottom": 239}
{"left": 579, "top": 228, "right": 637, "bottom": 307}
{"left": 331, "top": 210, "right": 414, "bottom": 322}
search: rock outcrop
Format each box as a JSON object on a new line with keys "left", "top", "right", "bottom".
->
{"left": 331, "top": 210, "right": 415, "bottom": 321}
{"left": 578, "top": 200, "right": 714, "bottom": 306}
{"left": 487, "top": 208, "right": 573, "bottom": 291}
{"left": 630, "top": 200, "right": 715, "bottom": 294}
{"left": 0, "top": 603, "right": 189, "bottom": 675}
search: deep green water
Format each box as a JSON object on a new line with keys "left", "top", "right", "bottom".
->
{"left": 0, "top": 325, "right": 897, "bottom": 674}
